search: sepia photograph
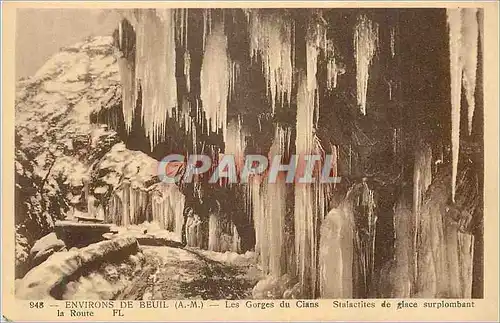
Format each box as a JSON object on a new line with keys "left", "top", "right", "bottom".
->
{"left": 11, "top": 5, "right": 487, "bottom": 305}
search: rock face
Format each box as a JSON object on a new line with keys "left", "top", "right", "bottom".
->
{"left": 14, "top": 36, "right": 184, "bottom": 277}
{"left": 16, "top": 236, "right": 140, "bottom": 299}
{"left": 15, "top": 36, "right": 122, "bottom": 277}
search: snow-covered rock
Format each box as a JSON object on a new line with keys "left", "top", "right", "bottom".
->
{"left": 16, "top": 236, "right": 139, "bottom": 299}
{"left": 29, "top": 232, "right": 66, "bottom": 266}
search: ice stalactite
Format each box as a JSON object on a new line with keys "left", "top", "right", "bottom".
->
{"left": 202, "top": 9, "right": 212, "bottom": 50}
{"left": 354, "top": 15, "right": 378, "bottom": 115}
{"left": 291, "top": 19, "right": 336, "bottom": 295}
{"left": 355, "top": 181, "right": 377, "bottom": 297}
{"left": 331, "top": 144, "right": 338, "bottom": 189}
{"left": 306, "top": 19, "right": 324, "bottom": 92}
{"left": 116, "top": 19, "right": 136, "bottom": 133}
{"left": 150, "top": 183, "right": 185, "bottom": 241}
{"left": 87, "top": 194, "right": 105, "bottom": 221}
{"left": 326, "top": 59, "right": 338, "bottom": 90}
{"left": 249, "top": 125, "right": 291, "bottom": 276}
{"left": 320, "top": 181, "right": 377, "bottom": 298}
{"left": 389, "top": 192, "right": 413, "bottom": 297}
{"left": 129, "top": 184, "right": 149, "bottom": 225}
{"left": 175, "top": 8, "right": 189, "bottom": 49}
{"left": 250, "top": 176, "right": 266, "bottom": 267}
{"left": 306, "top": 19, "right": 322, "bottom": 128}
{"left": 390, "top": 27, "right": 396, "bottom": 58}
{"left": 200, "top": 22, "right": 231, "bottom": 139}
{"left": 266, "top": 126, "right": 291, "bottom": 277}
{"left": 117, "top": 56, "right": 135, "bottom": 132}
{"left": 105, "top": 182, "right": 150, "bottom": 227}
{"left": 319, "top": 204, "right": 354, "bottom": 298}
{"left": 225, "top": 117, "right": 247, "bottom": 176}
{"left": 306, "top": 19, "right": 343, "bottom": 93}
{"left": 294, "top": 71, "right": 318, "bottom": 297}
{"left": 447, "top": 8, "right": 480, "bottom": 202}
{"left": 412, "top": 143, "right": 432, "bottom": 289}
{"left": 413, "top": 144, "right": 433, "bottom": 217}
{"left": 415, "top": 168, "right": 476, "bottom": 298}
{"left": 122, "top": 181, "right": 130, "bottom": 226}
{"left": 248, "top": 10, "right": 294, "bottom": 111}
{"left": 184, "top": 51, "right": 191, "bottom": 93}
{"left": 387, "top": 79, "right": 394, "bottom": 101}
{"left": 461, "top": 9, "right": 479, "bottom": 135}
{"left": 230, "top": 61, "right": 241, "bottom": 97}
{"left": 177, "top": 8, "right": 191, "bottom": 94}
{"left": 208, "top": 213, "right": 222, "bottom": 251}
{"left": 447, "top": 8, "right": 462, "bottom": 204}
{"left": 208, "top": 212, "right": 241, "bottom": 252}
{"left": 180, "top": 99, "right": 191, "bottom": 133}
{"left": 314, "top": 140, "right": 329, "bottom": 222}
{"left": 324, "top": 38, "right": 344, "bottom": 91}
{"left": 106, "top": 191, "right": 122, "bottom": 225}
{"left": 134, "top": 9, "right": 178, "bottom": 149}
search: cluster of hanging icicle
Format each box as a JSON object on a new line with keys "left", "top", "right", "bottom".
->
{"left": 446, "top": 8, "right": 480, "bottom": 202}
{"left": 136, "top": 10, "right": 178, "bottom": 148}
{"left": 225, "top": 117, "right": 248, "bottom": 179}
{"left": 248, "top": 10, "right": 294, "bottom": 111}
{"left": 354, "top": 15, "right": 379, "bottom": 116}
{"left": 200, "top": 17, "right": 231, "bottom": 139}
{"left": 112, "top": 8, "right": 482, "bottom": 298}
{"left": 104, "top": 181, "right": 185, "bottom": 242}
{"left": 116, "top": 9, "right": 236, "bottom": 148}
{"left": 250, "top": 125, "right": 292, "bottom": 276}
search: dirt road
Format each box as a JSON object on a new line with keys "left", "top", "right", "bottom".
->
{"left": 115, "top": 246, "right": 260, "bottom": 300}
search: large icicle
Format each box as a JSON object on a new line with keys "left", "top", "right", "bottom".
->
{"left": 250, "top": 125, "right": 291, "bottom": 277}
{"left": 412, "top": 142, "right": 432, "bottom": 289}
{"left": 294, "top": 71, "right": 317, "bottom": 297}
{"left": 200, "top": 22, "right": 231, "bottom": 139}
{"left": 447, "top": 9, "right": 463, "bottom": 203}
{"left": 150, "top": 183, "right": 185, "bottom": 242}
{"left": 390, "top": 27, "right": 396, "bottom": 58}
{"left": 447, "top": 8, "right": 480, "bottom": 202}
{"left": 134, "top": 9, "right": 178, "bottom": 149}
{"left": 225, "top": 117, "right": 247, "bottom": 179}
{"left": 461, "top": 9, "right": 479, "bottom": 135}
{"left": 116, "top": 19, "right": 136, "bottom": 133}
{"left": 319, "top": 206, "right": 354, "bottom": 298}
{"left": 325, "top": 39, "right": 345, "bottom": 91}
{"left": 291, "top": 18, "right": 334, "bottom": 297}
{"left": 248, "top": 10, "right": 294, "bottom": 111}
{"left": 184, "top": 51, "right": 191, "bottom": 93}
{"left": 175, "top": 8, "right": 189, "bottom": 49}
{"left": 354, "top": 15, "right": 378, "bottom": 115}
{"left": 267, "top": 126, "right": 291, "bottom": 277}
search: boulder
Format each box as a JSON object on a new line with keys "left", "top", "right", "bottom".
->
{"left": 30, "top": 232, "right": 66, "bottom": 267}
{"left": 16, "top": 236, "right": 139, "bottom": 299}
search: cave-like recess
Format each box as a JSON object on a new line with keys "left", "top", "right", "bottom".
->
{"left": 97, "top": 8, "right": 484, "bottom": 299}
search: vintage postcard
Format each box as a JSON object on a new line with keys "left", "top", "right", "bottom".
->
{"left": 2, "top": 1, "right": 498, "bottom": 322}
